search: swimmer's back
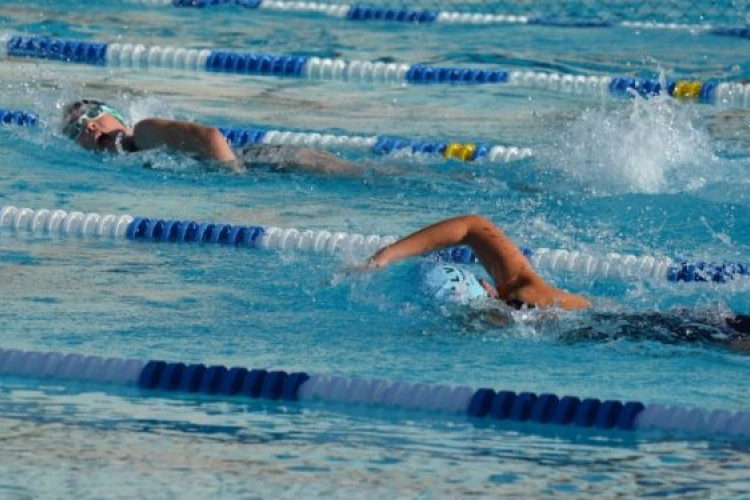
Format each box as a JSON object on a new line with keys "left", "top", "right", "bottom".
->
{"left": 240, "top": 144, "right": 363, "bottom": 175}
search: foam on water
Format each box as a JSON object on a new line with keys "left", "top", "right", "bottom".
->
{"left": 551, "top": 94, "right": 716, "bottom": 195}
{"left": 127, "top": 96, "right": 175, "bottom": 126}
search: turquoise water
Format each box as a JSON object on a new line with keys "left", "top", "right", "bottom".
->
{"left": 2, "top": 1, "right": 750, "bottom": 498}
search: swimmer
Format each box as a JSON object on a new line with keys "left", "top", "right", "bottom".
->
{"left": 61, "top": 99, "right": 363, "bottom": 175}
{"left": 361, "top": 214, "right": 750, "bottom": 352}
{"left": 364, "top": 214, "right": 592, "bottom": 310}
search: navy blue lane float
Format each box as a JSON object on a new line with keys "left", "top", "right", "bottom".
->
{"left": 713, "top": 26, "right": 750, "bottom": 39}
{"left": 0, "top": 108, "right": 38, "bottom": 127}
{"left": 3, "top": 346, "right": 750, "bottom": 438}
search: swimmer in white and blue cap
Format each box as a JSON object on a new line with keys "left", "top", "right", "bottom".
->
{"left": 421, "top": 263, "right": 491, "bottom": 304}
{"left": 360, "top": 214, "right": 750, "bottom": 353}
{"left": 364, "top": 214, "right": 591, "bottom": 311}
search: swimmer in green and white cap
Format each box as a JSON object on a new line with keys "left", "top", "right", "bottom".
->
{"left": 61, "top": 99, "right": 362, "bottom": 175}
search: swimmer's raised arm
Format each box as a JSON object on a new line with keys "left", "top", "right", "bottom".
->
{"left": 368, "top": 215, "right": 528, "bottom": 280}
{"left": 367, "top": 214, "right": 591, "bottom": 310}
{"left": 130, "top": 119, "right": 240, "bottom": 172}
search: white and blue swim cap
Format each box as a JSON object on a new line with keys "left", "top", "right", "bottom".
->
{"left": 422, "top": 264, "right": 489, "bottom": 304}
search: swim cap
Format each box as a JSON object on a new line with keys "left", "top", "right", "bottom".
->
{"left": 422, "top": 264, "right": 489, "bottom": 304}
{"left": 62, "top": 100, "right": 127, "bottom": 130}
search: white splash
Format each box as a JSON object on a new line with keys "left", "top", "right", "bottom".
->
{"left": 552, "top": 94, "right": 716, "bottom": 194}
{"left": 127, "top": 96, "right": 174, "bottom": 125}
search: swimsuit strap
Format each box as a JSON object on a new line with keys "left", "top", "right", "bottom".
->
{"left": 726, "top": 314, "right": 750, "bottom": 335}
{"left": 505, "top": 298, "right": 534, "bottom": 310}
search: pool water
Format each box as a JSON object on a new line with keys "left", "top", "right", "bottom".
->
{"left": 1, "top": 0, "right": 750, "bottom": 498}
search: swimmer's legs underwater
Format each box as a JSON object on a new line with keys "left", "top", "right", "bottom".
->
{"left": 558, "top": 310, "right": 750, "bottom": 355}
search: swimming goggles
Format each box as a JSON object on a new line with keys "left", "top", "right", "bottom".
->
{"left": 63, "top": 104, "right": 127, "bottom": 141}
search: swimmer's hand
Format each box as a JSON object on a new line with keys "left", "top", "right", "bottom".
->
{"left": 478, "top": 278, "right": 499, "bottom": 299}
{"left": 339, "top": 256, "right": 383, "bottom": 277}
{"left": 364, "top": 247, "right": 392, "bottom": 269}
{"left": 326, "top": 257, "right": 382, "bottom": 286}
{"left": 331, "top": 245, "right": 403, "bottom": 283}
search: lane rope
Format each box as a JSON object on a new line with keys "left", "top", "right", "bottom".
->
{"left": 0, "top": 204, "right": 746, "bottom": 283}
{"left": 4, "top": 34, "right": 749, "bottom": 107}
{"left": 123, "top": 0, "right": 746, "bottom": 35}
{"left": 1, "top": 346, "right": 749, "bottom": 438}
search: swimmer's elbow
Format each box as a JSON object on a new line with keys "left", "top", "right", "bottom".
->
{"left": 205, "top": 127, "right": 227, "bottom": 144}
{"left": 204, "top": 127, "right": 237, "bottom": 164}
{"left": 560, "top": 294, "right": 593, "bottom": 311}
{"left": 460, "top": 214, "right": 493, "bottom": 227}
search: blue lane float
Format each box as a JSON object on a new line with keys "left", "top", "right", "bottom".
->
{"left": 1, "top": 346, "right": 749, "bottom": 438}
{"left": 0, "top": 108, "right": 38, "bottom": 127}
{"left": 0, "top": 204, "right": 748, "bottom": 284}
{"left": 5, "top": 35, "right": 108, "bottom": 64}
{"left": 346, "top": 5, "right": 438, "bottom": 23}
{"left": 405, "top": 64, "right": 508, "bottom": 84}
{"left": 4, "top": 34, "right": 750, "bottom": 107}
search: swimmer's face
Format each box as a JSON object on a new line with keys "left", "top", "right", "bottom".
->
{"left": 62, "top": 102, "right": 127, "bottom": 153}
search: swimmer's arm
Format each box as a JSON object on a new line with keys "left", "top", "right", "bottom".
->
{"left": 367, "top": 214, "right": 525, "bottom": 279}
{"left": 132, "top": 119, "right": 240, "bottom": 172}
{"left": 367, "top": 214, "right": 538, "bottom": 294}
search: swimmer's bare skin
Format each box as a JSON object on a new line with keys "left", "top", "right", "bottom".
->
{"left": 128, "top": 119, "right": 239, "bottom": 169}
{"left": 366, "top": 214, "right": 592, "bottom": 311}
